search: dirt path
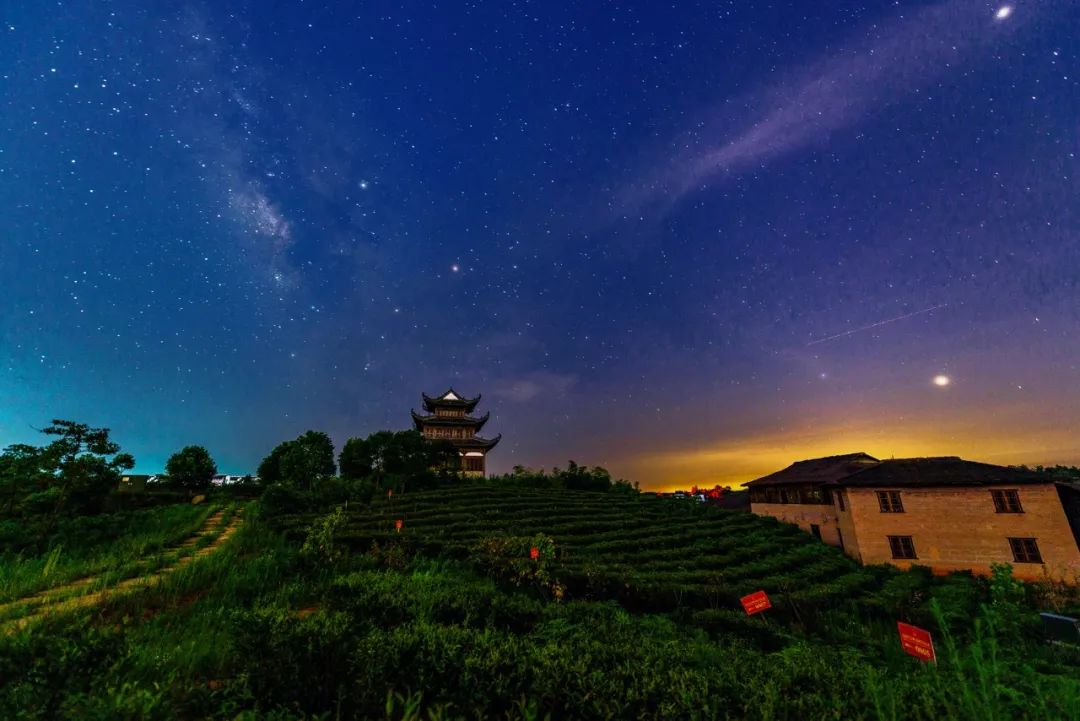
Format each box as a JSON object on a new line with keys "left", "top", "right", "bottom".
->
{"left": 0, "top": 507, "right": 243, "bottom": 633}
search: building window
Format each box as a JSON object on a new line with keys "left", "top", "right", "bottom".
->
{"left": 810, "top": 524, "right": 822, "bottom": 540}
{"left": 877, "top": 491, "right": 904, "bottom": 513}
{"left": 1008, "top": 537, "right": 1043, "bottom": 564}
{"left": 991, "top": 490, "right": 1023, "bottom": 513}
{"left": 836, "top": 491, "right": 846, "bottom": 512}
{"left": 888, "top": 535, "right": 917, "bottom": 559}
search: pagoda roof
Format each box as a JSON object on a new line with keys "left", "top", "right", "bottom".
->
{"left": 453, "top": 434, "right": 501, "bottom": 451}
{"left": 411, "top": 410, "right": 490, "bottom": 431}
{"left": 422, "top": 388, "right": 481, "bottom": 412}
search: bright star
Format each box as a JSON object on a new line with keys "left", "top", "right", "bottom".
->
{"left": 933, "top": 375, "right": 951, "bottom": 387}
{"left": 451, "top": 264, "right": 460, "bottom": 273}
{"left": 995, "top": 6, "right": 1013, "bottom": 20}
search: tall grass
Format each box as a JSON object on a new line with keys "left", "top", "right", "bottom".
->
{"left": 0, "top": 503, "right": 217, "bottom": 603}
{"left": 865, "top": 606, "right": 1080, "bottom": 720}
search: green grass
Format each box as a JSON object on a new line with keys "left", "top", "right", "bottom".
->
{"left": 0, "top": 503, "right": 218, "bottom": 604}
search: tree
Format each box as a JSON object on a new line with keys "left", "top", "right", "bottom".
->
{"left": 0, "top": 444, "right": 49, "bottom": 517}
{"left": 0, "top": 420, "right": 134, "bottom": 523}
{"left": 41, "top": 420, "right": 134, "bottom": 517}
{"left": 338, "top": 430, "right": 459, "bottom": 486}
{"left": 258, "top": 430, "right": 336, "bottom": 491}
{"left": 165, "top": 445, "right": 217, "bottom": 492}
{"left": 257, "top": 442, "right": 291, "bottom": 485}
{"left": 338, "top": 432, "right": 385, "bottom": 480}
{"left": 338, "top": 432, "right": 379, "bottom": 480}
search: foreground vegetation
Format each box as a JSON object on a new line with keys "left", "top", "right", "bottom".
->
{"left": 0, "top": 484, "right": 1077, "bottom": 719}
{"left": 2, "top": 423, "right": 1079, "bottom": 719}
{"left": 0, "top": 503, "right": 218, "bottom": 605}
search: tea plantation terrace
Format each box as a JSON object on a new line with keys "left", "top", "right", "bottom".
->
{"left": 275, "top": 485, "right": 901, "bottom": 617}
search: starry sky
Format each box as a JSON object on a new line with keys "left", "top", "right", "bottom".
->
{"left": 2, "top": 1, "right": 1078, "bottom": 490}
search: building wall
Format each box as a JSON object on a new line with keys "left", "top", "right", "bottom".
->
{"left": 845, "top": 484, "right": 1080, "bottom": 582}
{"left": 833, "top": 489, "right": 864, "bottom": 563}
{"left": 749, "top": 502, "right": 844, "bottom": 547}
{"left": 462, "top": 451, "right": 486, "bottom": 476}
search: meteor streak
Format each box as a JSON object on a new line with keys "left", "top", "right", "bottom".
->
{"left": 807, "top": 305, "right": 947, "bottom": 346}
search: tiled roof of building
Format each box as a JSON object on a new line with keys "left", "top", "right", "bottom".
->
{"left": 422, "top": 389, "right": 480, "bottom": 412}
{"left": 453, "top": 434, "right": 501, "bottom": 451}
{"left": 745, "top": 452, "right": 879, "bottom": 487}
{"left": 411, "top": 410, "right": 490, "bottom": 430}
{"left": 831, "top": 457, "right": 1050, "bottom": 488}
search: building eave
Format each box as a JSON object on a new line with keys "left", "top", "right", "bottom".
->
{"left": 421, "top": 388, "right": 481, "bottom": 412}
{"left": 411, "top": 410, "right": 489, "bottom": 430}
{"left": 452, "top": 434, "right": 501, "bottom": 451}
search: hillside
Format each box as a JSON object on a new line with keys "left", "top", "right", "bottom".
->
{"left": 279, "top": 485, "right": 878, "bottom": 618}
{"left": 2, "top": 485, "right": 1079, "bottom": 720}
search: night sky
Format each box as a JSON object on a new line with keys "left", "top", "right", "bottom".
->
{"left": 2, "top": 1, "right": 1078, "bottom": 489}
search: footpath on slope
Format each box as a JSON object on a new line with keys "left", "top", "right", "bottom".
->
{"left": 0, "top": 506, "right": 244, "bottom": 633}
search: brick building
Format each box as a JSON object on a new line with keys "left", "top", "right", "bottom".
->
{"left": 746, "top": 453, "right": 1080, "bottom": 582}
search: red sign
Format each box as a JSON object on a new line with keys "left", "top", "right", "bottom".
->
{"left": 394, "top": 519, "right": 403, "bottom": 532}
{"left": 897, "top": 622, "right": 936, "bottom": 662}
{"left": 740, "top": 590, "right": 771, "bottom": 615}
{"left": 529, "top": 546, "right": 539, "bottom": 560}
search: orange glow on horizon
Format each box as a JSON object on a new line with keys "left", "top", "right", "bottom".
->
{"left": 625, "top": 414, "right": 1080, "bottom": 493}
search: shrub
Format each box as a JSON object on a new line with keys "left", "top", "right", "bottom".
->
{"left": 469, "top": 533, "right": 564, "bottom": 601}
{"left": 301, "top": 506, "right": 348, "bottom": 566}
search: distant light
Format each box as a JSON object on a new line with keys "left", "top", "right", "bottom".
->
{"left": 995, "top": 5, "right": 1013, "bottom": 20}
{"left": 451, "top": 264, "right": 460, "bottom": 273}
{"left": 933, "top": 375, "right": 951, "bottom": 387}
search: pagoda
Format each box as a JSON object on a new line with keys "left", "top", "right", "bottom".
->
{"left": 411, "top": 389, "right": 501, "bottom": 475}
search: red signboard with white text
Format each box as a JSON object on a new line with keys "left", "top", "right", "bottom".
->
{"left": 897, "top": 622, "right": 936, "bottom": 662}
{"left": 740, "top": 590, "right": 771, "bottom": 615}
